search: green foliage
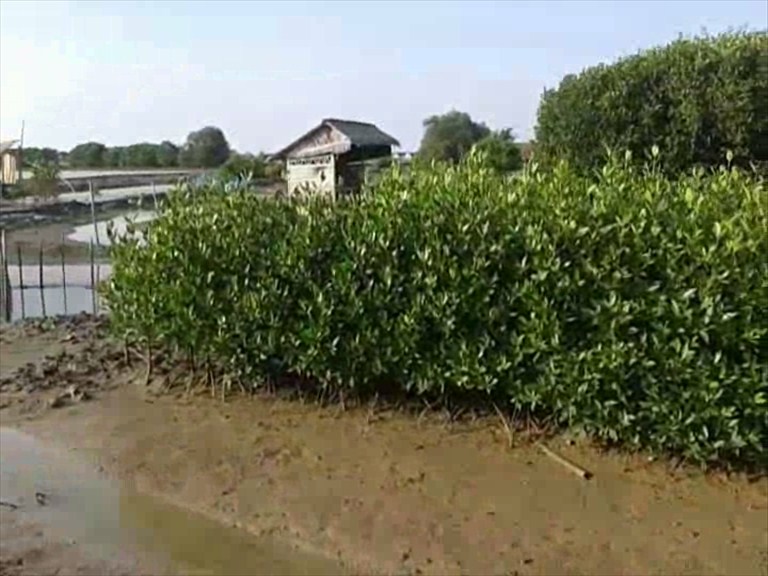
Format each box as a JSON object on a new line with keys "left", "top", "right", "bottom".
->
{"left": 68, "top": 142, "right": 107, "bottom": 168}
{"left": 418, "top": 110, "right": 491, "bottom": 164}
{"left": 472, "top": 129, "right": 524, "bottom": 174}
{"left": 104, "top": 142, "right": 179, "bottom": 168}
{"left": 22, "top": 147, "right": 61, "bottom": 168}
{"left": 218, "top": 153, "right": 267, "bottom": 181}
{"left": 104, "top": 157, "right": 767, "bottom": 468}
{"left": 179, "top": 126, "right": 231, "bottom": 168}
{"left": 535, "top": 31, "right": 768, "bottom": 176}
{"left": 157, "top": 141, "right": 180, "bottom": 167}
{"left": 23, "top": 161, "right": 60, "bottom": 198}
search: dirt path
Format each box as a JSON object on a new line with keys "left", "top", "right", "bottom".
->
{"left": 1, "top": 317, "right": 766, "bottom": 576}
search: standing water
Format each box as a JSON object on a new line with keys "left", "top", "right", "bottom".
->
{"left": 67, "top": 210, "right": 157, "bottom": 246}
{"left": 0, "top": 427, "right": 344, "bottom": 575}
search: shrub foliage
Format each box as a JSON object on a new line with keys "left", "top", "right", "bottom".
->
{"left": 535, "top": 31, "right": 768, "bottom": 175}
{"left": 105, "top": 156, "right": 767, "bottom": 467}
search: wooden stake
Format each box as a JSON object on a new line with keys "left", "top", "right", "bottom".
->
{"left": 16, "top": 244, "right": 25, "bottom": 319}
{"left": 0, "top": 228, "right": 10, "bottom": 323}
{"left": 89, "top": 181, "right": 100, "bottom": 247}
{"left": 60, "top": 241, "right": 67, "bottom": 315}
{"left": 38, "top": 242, "right": 45, "bottom": 317}
{"left": 536, "top": 442, "right": 593, "bottom": 480}
{"left": 89, "top": 240, "right": 96, "bottom": 314}
{"left": 152, "top": 181, "right": 159, "bottom": 211}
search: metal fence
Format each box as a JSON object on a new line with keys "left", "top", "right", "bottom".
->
{"left": 1, "top": 231, "right": 111, "bottom": 323}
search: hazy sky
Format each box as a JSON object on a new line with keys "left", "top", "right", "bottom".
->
{"left": 1, "top": 0, "right": 765, "bottom": 153}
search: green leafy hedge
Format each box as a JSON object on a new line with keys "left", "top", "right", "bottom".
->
{"left": 535, "top": 31, "right": 768, "bottom": 176}
{"left": 105, "top": 156, "right": 768, "bottom": 467}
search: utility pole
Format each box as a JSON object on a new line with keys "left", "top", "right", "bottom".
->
{"left": 18, "top": 120, "right": 25, "bottom": 187}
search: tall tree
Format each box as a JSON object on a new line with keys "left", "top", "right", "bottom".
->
{"left": 124, "top": 143, "right": 160, "bottom": 167}
{"left": 68, "top": 142, "right": 107, "bottom": 168}
{"left": 418, "top": 111, "right": 491, "bottom": 164}
{"left": 179, "top": 126, "right": 231, "bottom": 168}
{"left": 157, "top": 141, "right": 180, "bottom": 167}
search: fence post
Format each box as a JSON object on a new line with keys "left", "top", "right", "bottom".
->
{"left": 16, "top": 244, "right": 25, "bottom": 319}
{"left": 89, "top": 180, "right": 100, "bottom": 247}
{"left": 152, "top": 181, "right": 159, "bottom": 211}
{"left": 60, "top": 241, "right": 68, "bottom": 315}
{"left": 38, "top": 241, "right": 46, "bottom": 317}
{"left": 90, "top": 239, "right": 96, "bottom": 315}
{"left": 0, "top": 228, "right": 11, "bottom": 323}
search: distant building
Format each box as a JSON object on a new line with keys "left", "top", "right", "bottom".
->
{"left": 0, "top": 139, "right": 21, "bottom": 189}
{"left": 272, "top": 118, "right": 400, "bottom": 198}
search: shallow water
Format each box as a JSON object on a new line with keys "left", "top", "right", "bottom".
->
{"left": 10, "top": 286, "right": 101, "bottom": 321}
{"left": 67, "top": 210, "right": 156, "bottom": 246}
{"left": 0, "top": 427, "right": 343, "bottom": 576}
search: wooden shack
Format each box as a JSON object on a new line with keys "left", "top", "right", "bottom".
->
{"left": 0, "top": 139, "right": 21, "bottom": 189}
{"left": 272, "top": 119, "right": 399, "bottom": 198}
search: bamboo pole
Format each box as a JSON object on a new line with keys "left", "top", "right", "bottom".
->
{"left": 60, "top": 240, "right": 68, "bottom": 315}
{"left": 38, "top": 242, "right": 46, "bottom": 317}
{"left": 536, "top": 442, "right": 593, "bottom": 480}
{"left": 16, "top": 244, "right": 25, "bottom": 319}
{"left": 152, "top": 181, "right": 159, "bottom": 211}
{"left": 0, "top": 229, "right": 10, "bottom": 323}
{"left": 89, "top": 240, "right": 96, "bottom": 314}
{"left": 89, "top": 181, "right": 100, "bottom": 247}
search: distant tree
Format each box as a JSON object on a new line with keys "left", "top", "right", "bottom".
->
{"left": 179, "top": 126, "right": 230, "bottom": 168}
{"left": 264, "top": 160, "right": 284, "bottom": 181}
{"left": 472, "top": 129, "right": 523, "bottom": 174}
{"left": 105, "top": 147, "right": 126, "bottom": 168}
{"left": 68, "top": 142, "right": 107, "bottom": 168}
{"left": 123, "top": 143, "right": 160, "bottom": 167}
{"left": 157, "top": 141, "right": 179, "bottom": 167}
{"left": 22, "top": 147, "right": 60, "bottom": 167}
{"left": 218, "top": 153, "right": 267, "bottom": 181}
{"left": 418, "top": 111, "right": 491, "bottom": 164}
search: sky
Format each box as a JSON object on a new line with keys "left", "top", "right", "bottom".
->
{"left": 1, "top": 0, "right": 765, "bottom": 153}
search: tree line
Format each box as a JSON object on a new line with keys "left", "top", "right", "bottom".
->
{"left": 24, "top": 126, "right": 234, "bottom": 170}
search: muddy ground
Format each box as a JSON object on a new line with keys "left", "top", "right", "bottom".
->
{"left": 0, "top": 316, "right": 766, "bottom": 576}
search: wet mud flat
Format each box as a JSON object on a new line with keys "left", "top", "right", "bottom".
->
{"left": 0, "top": 316, "right": 767, "bottom": 576}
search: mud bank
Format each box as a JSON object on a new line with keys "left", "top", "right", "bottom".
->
{"left": 1, "top": 316, "right": 766, "bottom": 576}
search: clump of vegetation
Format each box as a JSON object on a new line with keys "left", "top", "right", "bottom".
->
{"left": 472, "top": 129, "right": 523, "bottom": 174}
{"left": 179, "top": 126, "right": 231, "bottom": 168}
{"left": 535, "top": 31, "right": 768, "bottom": 176}
{"left": 23, "top": 161, "right": 61, "bottom": 198}
{"left": 418, "top": 111, "right": 524, "bottom": 175}
{"left": 217, "top": 153, "right": 268, "bottom": 181}
{"left": 104, "top": 153, "right": 767, "bottom": 468}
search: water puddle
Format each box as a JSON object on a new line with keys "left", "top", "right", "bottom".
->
{"left": 67, "top": 210, "right": 156, "bottom": 246}
{"left": 0, "top": 427, "right": 342, "bottom": 575}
